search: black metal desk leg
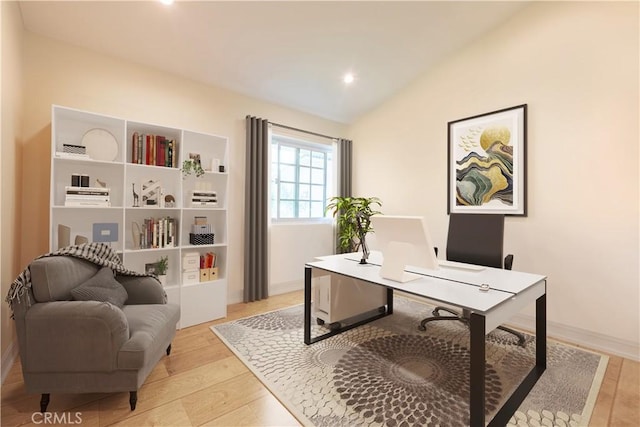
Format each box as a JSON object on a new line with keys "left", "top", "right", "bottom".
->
{"left": 536, "top": 291, "right": 547, "bottom": 370}
{"left": 469, "top": 313, "right": 486, "bottom": 427}
{"left": 386, "top": 288, "right": 394, "bottom": 314}
{"left": 304, "top": 266, "right": 312, "bottom": 345}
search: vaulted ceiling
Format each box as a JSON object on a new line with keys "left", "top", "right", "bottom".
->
{"left": 19, "top": 1, "right": 528, "bottom": 123}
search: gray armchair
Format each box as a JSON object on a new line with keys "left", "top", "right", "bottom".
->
{"left": 10, "top": 255, "right": 180, "bottom": 412}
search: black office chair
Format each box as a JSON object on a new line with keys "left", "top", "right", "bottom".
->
{"left": 418, "top": 213, "right": 526, "bottom": 347}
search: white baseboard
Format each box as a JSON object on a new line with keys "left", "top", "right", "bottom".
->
{"left": 270, "top": 280, "right": 304, "bottom": 297}
{"left": 1, "top": 340, "right": 18, "bottom": 385}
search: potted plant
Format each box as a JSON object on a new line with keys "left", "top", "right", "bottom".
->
{"left": 181, "top": 159, "right": 205, "bottom": 178}
{"left": 156, "top": 255, "right": 169, "bottom": 285}
{"left": 325, "top": 196, "right": 382, "bottom": 263}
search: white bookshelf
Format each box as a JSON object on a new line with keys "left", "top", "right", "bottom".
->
{"left": 50, "top": 105, "right": 229, "bottom": 328}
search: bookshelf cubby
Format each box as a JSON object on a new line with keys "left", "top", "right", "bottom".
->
{"left": 50, "top": 105, "right": 229, "bottom": 327}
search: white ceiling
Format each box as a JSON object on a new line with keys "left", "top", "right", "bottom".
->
{"left": 18, "top": 1, "right": 529, "bottom": 124}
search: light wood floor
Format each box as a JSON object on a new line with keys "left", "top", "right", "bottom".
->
{"left": 1, "top": 290, "right": 638, "bottom": 426}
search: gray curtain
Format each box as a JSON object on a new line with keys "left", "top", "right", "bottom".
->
{"left": 244, "top": 116, "right": 269, "bottom": 302}
{"left": 337, "top": 138, "right": 352, "bottom": 197}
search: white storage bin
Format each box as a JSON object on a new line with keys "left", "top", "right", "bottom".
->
{"left": 182, "top": 252, "right": 200, "bottom": 270}
{"left": 182, "top": 269, "right": 199, "bottom": 285}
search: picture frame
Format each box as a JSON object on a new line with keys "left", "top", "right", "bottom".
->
{"left": 144, "top": 262, "right": 157, "bottom": 275}
{"left": 447, "top": 104, "right": 527, "bottom": 216}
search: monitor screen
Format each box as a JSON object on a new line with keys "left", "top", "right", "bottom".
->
{"left": 370, "top": 215, "right": 439, "bottom": 282}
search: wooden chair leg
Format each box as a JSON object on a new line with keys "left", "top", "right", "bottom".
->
{"left": 40, "top": 393, "right": 50, "bottom": 413}
{"left": 166, "top": 344, "right": 172, "bottom": 355}
{"left": 129, "top": 391, "right": 137, "bottom": 411}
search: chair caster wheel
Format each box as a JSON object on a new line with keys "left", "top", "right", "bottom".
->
{"left": 418, "top": 325, "right": 426, "bottom": 332}
{"left": 316, "top": 318, "right": 325, "bottom": 325}
{"left": 432, "top": 309, "right": 440, "bottom": 316}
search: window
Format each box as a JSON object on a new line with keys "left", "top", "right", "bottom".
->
{"left": 271, "top": 133, "right": 334, "bottom": 221}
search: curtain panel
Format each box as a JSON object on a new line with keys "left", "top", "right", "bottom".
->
{"left": 244, "top": 116, "right": 269, "bottom": 302}
{"left": 337, "top": 138, "right": 352, "bottom": 198}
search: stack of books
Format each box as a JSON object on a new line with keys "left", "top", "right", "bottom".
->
{"left": 64, "top": 186, "right": 110, "bottom": 207}
{"left": 190, "top": 190, "right": 217, "bottom": 208}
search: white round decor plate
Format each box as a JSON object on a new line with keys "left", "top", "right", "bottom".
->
{"left": 82, "top": 128, "right": 118, "bottom": 161}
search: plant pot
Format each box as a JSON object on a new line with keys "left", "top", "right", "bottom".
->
{"left": 158, "top": 275, "right": 167, "bottom": 286}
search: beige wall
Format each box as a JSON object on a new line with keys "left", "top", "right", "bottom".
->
{"left": 18, "top": 32, "right": 347, "bottom": 303}
{"left": 349, "top": 1, "right": 639, "bottom": 353}
{"left": 1, "top": 1, "right": 24, "bottom": 365}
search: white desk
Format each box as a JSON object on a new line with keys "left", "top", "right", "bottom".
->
{"left": 304, "top": 253, "right": 547, "bottom": 427}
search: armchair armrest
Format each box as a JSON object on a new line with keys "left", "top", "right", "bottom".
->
{"left": 24, "top": 301, "right": 129, "bottom": 373}
{"left": 116, "top": 275, "right": 166, "bottom": 305}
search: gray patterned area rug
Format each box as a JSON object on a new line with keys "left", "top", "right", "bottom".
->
{"left": 211, "top": 296, "right": 607, "bottom": 427}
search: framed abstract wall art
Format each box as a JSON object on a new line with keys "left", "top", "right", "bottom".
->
{"left": 447, "top": 104, "right": 527, "bottom": 216}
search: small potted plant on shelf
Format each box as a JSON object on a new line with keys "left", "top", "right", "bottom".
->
{"left": 325, "top": 196, "right": 382, "bottom": 264}
{"left": 181, "top": 159, "right": 205, "bottom": 178}
{"left": 156, "top": 256, "right": 169, "bottom": 286}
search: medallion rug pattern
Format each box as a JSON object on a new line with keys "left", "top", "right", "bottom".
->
{"left": 211, "top": 297, "right": 607, "bottom": 426}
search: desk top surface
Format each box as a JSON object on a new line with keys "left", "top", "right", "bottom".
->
{"left": 307, "top": 253, "right": 546, "bottom": 314}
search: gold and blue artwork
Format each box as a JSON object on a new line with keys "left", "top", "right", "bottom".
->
{"left": 456, "top": 125, "right": 513, "bottom": 207}
{"left": 448, "top": 104, "right": 526, "bottom": 216}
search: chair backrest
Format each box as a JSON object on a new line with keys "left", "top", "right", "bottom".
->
{"left": 446, "top": 213, "right": 505, "bottom": 268}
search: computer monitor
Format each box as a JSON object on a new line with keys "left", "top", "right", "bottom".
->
{"left": 370, "top": 215, "right": 439, "bottom": 282}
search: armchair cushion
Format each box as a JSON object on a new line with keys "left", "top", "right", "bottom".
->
{"left": 116, "top": 275, "right": 166, "bottom": 305}
{"left": 30, "top": 256, "right": 99, "bottom": 303}
{"left": 71, "top": 267, "right": 128, "bottom": 308}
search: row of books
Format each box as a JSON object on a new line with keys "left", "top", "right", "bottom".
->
{"left": 200, "top": 252, "right": 217, "bottom": 269}
{"left": 138, "top": 216, "right": 178, "bottom": 249}
{"left": 64, "top": 186, "right": 110, "bottom": 207}
{"left": 131, "top": 132, "right": 178, "bottom": 167}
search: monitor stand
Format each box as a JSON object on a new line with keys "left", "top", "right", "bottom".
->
{"left": 380, "top": 242, "right": 424, "bottom": 283}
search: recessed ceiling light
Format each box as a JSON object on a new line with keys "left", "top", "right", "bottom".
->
{"left": 343, "top": 73, "right": 355, "bottom": 85}
{"left": 160, "top": 0, "right": 174, "bottom": 5}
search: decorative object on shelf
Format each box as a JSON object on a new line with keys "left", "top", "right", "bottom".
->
{"left": 96, "top": 178, "right": 107, "bottom": 188}
{"left": 92, "top": 223, "right": 118, "bottom": 246}
{"left": 131, "top": 222, "right": 142, "bottom": 249}
{"left": 155, "top": 255, "right": 169, "bottom": 286}
{"left": 74, "top": 235, "right": 89, "bottom": 245}
{"left": 181, "top": 158, "right": 205, "bottom": 178}
{"left": 62, "top": 144, "right": 86, "bottom": 155}
{"left": 164, "top": 194, "right": 176, "bottom": 208}
{"left": 189, "top": 216, "right": 214, "bottom": 245}
{"left": 82, "top": 128, "right": 118, "bottom": 161}
{"left": 448, "top": 104, "right": 527, "bottom": 216}
{"left": 210, "top": 158, "right": 220, "bottom": 172}
{"left": 57, "top": 144, "right": 89, "bottom": 160}
{"left": 132, "top": 183, "right": 139, "bottom": 207}
{"left": 70, "top": 174, "right": 90, "bottom": 188}
{"left": 57, "top": 224, "right": 71, "bottom": 249}
{"left": 141, "top": 180, "right": 161, "bottom": 206}
{"left": 325, "top": 196, "right": 382, "bottom": 263}
{"left": 219, "top": 165, "right": 225, "bottom": 173}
